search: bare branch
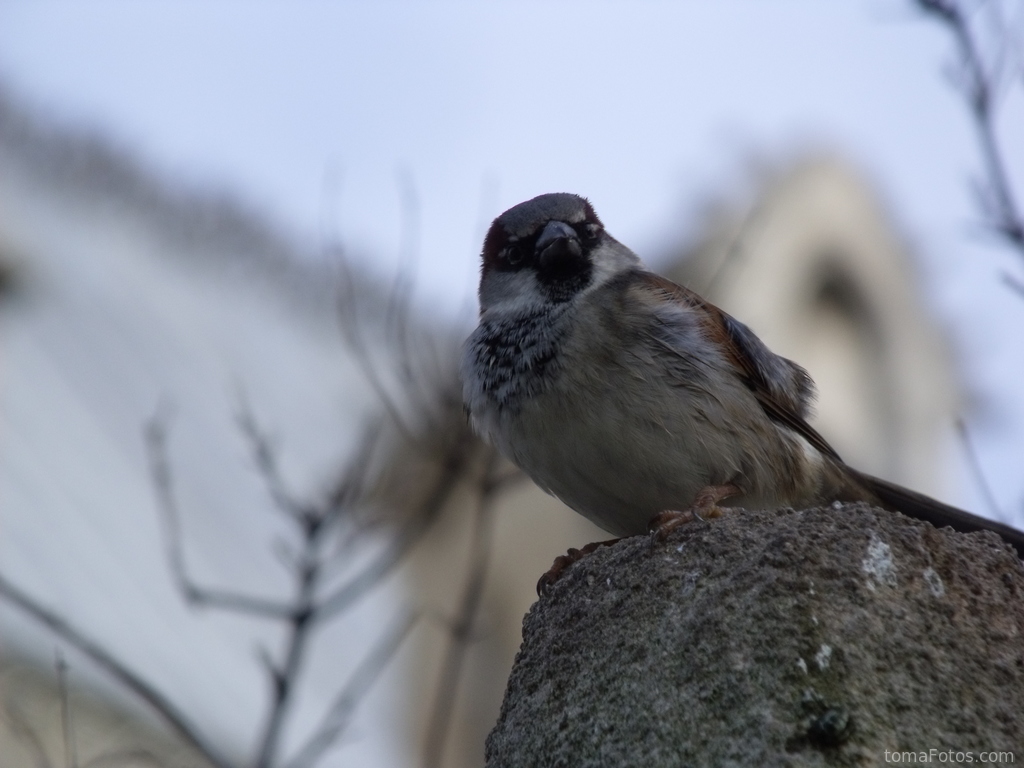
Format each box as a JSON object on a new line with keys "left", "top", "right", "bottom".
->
{"left": 318, "top": 423, "right": 388, "bottom": 583}
{"left": 56, "top": 651, "right": 78, "bottom": 768}
{"left": 483, "top": 464, "right": 528, "bottom": 497}
{"left": 422, "top": 449, "right": 504, "bottom": 768}
{"left": 1, "top": 698, "right": 54, "bottom": 768}
{"left": 271, "top": 536, "right": 301, "bottom": 575}
{"left": 252, "top": 568, "right": 319, "bottom": 768}
{"left": 317, "top": 165, "right": 344, "bottom": 257}
{"left": 141, "top": 333, "right": 467, "bottom": 766}
{"left": 917, "top": 0, "right": 1024, "bottom": 266}
{"left": 284, "top": 609, "right": 419, "bottom": 768}
{"left": 179, "top": 589, "right": 294, "bottom": 620}
{"left": 235, "top": 393, "right": 317, "bottom": 524}
{"left": 144, "top": 411, "right": 294, "bottom": 621}
{"left": 1000, "top": 269, "right": 1024, "bottom": 297}
{"left": 955, "top": 417, "right": 1007, "bottom": 522}
{"left": 335, "top": 250, "right": 420, "bottom": 445}
{"left": 387, "top": 168, "right": 421, "bottom": 389}
{"left": 81, "top": 751, "right": 166, "bottom": 768}
{"left": 332, "top": 176, "right": 464, "bottom": 458}
{"left": 315, "top": 432, "right": 473, "bottom": 623}
{"left": 255, "top": 644, "right": 280, "bottom": 680}
{"left": 324, "top": 417, "right": 384, "bottom": 526}
{"left": 0, "top": 574, "right": 232, "bottom": 768}
{"left": 700, "top": 173, "right": 777, "bottom": 301}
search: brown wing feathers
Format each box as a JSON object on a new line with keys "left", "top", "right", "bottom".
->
{"left": 641, "top": 273, "right": 841, "bottom": 461}
{"left": 639, "top": 272, "right": 1024, "bottom": 558}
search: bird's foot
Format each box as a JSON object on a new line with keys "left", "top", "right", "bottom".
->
{"left": 537, "top": 538, "right": 621, "bottom": 596}
{"left": 648, "top": 483, "right": 740, "bottom": 541}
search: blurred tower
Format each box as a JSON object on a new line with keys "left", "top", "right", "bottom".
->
{"left": 665, "top": 156, "right": 960, "bottom": 496}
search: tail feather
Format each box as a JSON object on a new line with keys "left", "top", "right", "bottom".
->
{"left": 853, "top": 469, "right": 1024, "bottom": 559}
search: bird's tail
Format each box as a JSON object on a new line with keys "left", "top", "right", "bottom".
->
{"left": 850, "top": 468, "right": 1024, "bottom": 559}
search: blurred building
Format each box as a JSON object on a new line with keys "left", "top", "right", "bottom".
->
{"left": 664, "top": 156, "right": 960, "bottom": 496}
{"left": 0, "top": 88, "right": 418, "bottom": 768}
{"left": 0, "top": 88, "right": 960, "bottom": 768}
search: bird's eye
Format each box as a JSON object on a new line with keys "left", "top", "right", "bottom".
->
{"left": 582, "top": 223, "right": 602, "bottom": 244}
{"left": 503, "top": 244, "right": 525, "bottom": 265}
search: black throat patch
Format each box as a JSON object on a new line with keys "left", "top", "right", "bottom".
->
{"left": 467, "top": 304, "right": 570, "bottom": 411}
{"left": 536, "top": 258, "right": 593, "bottom": 304}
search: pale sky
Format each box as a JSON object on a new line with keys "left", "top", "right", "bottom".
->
{"left": 1, "top": 3, "right": 1024, "bottom": 765}
{"left": 1, "top": 1, "right": 1021, "bottom": 510}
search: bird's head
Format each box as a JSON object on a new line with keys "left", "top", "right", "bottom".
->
{"left": 477, "top": 193, "right": 641, "bottom": 313}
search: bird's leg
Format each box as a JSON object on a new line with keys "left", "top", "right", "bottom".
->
{"left": 537, "top": 538, "right": 621, "bottom": 596}
{"left": 648, "top": 483, "right": 740, "bottom": 541}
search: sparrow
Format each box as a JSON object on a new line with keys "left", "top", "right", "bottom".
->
{"left": 460, "top": 192, "right": 1024, "bottom": 588}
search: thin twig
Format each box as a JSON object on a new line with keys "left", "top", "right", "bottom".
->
{"left": 318, "top": 165, "right": 344, "bottom": 258}
{"left": 144, "top": 412, "right": 294, "bottom": 620}
{"left": 1001, "top": 269, "right": 1024, "bottom": 297}
{"left": 422, "top": 449, "right": 504, "bottom": 768}
{"left": 56, "top": 651, "right": 78, "bottom": 768}
{"left": 702, "top": 180, "right": 774, "bottom": 300}
{"left": 252, "top": 529, "right": 324, "bottom": 768}
{"left": 235, "top": 393, "right": 317, "bottom": 523}
{"left": 387, "top": 169, "right": 421, "bottom": 390}
{"left": 484, "top": 465, "right": 528, "bottom": 496}
{"left": 82, "top": 750, "right": 166, "bottom": 768}
{"left": 171, "top": 588, "right": 293, "bottom": 620}
{"left": 0, "top": 574, "right": 232, "bottom": 768}
{"left": 918, "top": 0, "right": 1024, "bottom": 260}
{"left": 332, "top": 177, "right": 460, "bottom": 457}
{"left": 318, "top": 421, "right": 387, "bottom": 583}
{"left": 316, "top": 431, "right": 473, "bottom": 623}
{"left": 2, "top": 698, "right": 54, "bottom": 768}
{"left": 248, "top": 407, "right": 376, "bottom": 768}
{"left": 955, "top": 418, "right": 1007, "bottom": 522}
{"left": 335, "top": 256, "right": 418, "bottom": 446}
{"left": 284, "top": 609, "right": 419, "bottom": 768}
{"left": 252, "top": 606, "right": 315, "bottom": 768}
{"left": 324, "top": 417, "right": 384, "bottom": 524}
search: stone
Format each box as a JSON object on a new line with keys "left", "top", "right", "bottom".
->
{"left": 485, "top": 504, "right": 1024, "bottom": 767}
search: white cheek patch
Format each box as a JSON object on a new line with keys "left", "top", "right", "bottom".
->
{"left": 479, "top": 237, "right": 643, "bottom": 313}
{"left": 582, "top": 241, "right": 645, "bottom": 295}
{"left": 479, "top": 270, "right": 548, "bottom": 314}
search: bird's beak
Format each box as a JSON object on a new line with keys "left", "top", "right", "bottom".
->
{"left": 536, "top": 220, "right": 583, "bottom": 270}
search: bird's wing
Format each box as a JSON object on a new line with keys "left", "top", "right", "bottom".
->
{"left": 635, "top": 271, "right": 842, "bottom": 462}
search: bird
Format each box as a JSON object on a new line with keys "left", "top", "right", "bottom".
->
{"left": 460, "top": 192, "right": 1024, "bottom": 591}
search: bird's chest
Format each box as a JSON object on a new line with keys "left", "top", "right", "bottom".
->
{"left": 469, "top": 302, "right": 658, "bottom": 466}
{"left": 464, "top": 304, "right": 571, "bottom": 413}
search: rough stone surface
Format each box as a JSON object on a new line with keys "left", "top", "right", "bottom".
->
{"left": 485, "top": 504, "right": 1024, "bottom": 767}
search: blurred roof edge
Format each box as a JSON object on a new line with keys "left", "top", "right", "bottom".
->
{"left": 0, "top": 80, "right": 390, "bottom": 331}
